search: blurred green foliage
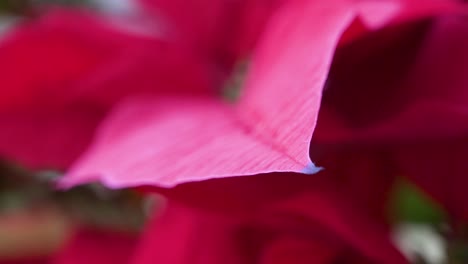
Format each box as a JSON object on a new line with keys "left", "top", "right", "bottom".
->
{"left": 389, "top": 178, "right": 447, "bottom": 225}
{"left": 223, "top": 59, "right": 249, "bottom": 102}
{"left": 0, "top": 0, "right": 91, "bottom": 15}
{"left": 0, "top": 161, "right": 149, "bottom": 232}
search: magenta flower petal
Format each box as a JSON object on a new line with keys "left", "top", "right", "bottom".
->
{"left": 62, "top": 0, "right": 357, "bottom": 188}
{"left": 235, "top": 0, "right": 355, "bottom": 170}
{"left": 63, "top": 98, "right": 313, "bottom": 188}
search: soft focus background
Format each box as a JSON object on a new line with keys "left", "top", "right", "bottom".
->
{"left": 0, "top": 3, "right": 151, "bottom": 262}
{"left": 0, "top": 1, "right": 466, "bottom": 264}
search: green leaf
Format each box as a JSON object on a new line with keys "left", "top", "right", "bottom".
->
{"left": 389, "top": 178, "right": 447, "bottom": 224}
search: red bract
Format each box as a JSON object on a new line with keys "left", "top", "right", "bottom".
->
{"left": 313, "top": 9, "right": 468, "bottom": 222}
{"left": 390, "top": 16, "right": 468, "bottom": 222}
{"left": 0, "top": 258, "right": 50, "bottom": 264}
{"left": 131, "top": 182, "right": 407, "bottom": 264}
{"left": 0, "top": 0, "right": 466, "bottom": 264}
{"left": 52, "top": 227, "right": 138, "bottom": 264}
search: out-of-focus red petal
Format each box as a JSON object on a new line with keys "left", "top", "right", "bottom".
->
{"left": 387, "top": 15, "right": 468, "bottom": 139}
{"left": 137, "top": 0, "right": 277, "bottom": 67}
{"left": 0, "top": 258, "right": 50, "bottom": 264}
{"left": 131, "top": 202, "right": 244, "bottom": 264}
{"left": 388, "top": 16, "right": 468, "bottom": 215}
{"left": 346, "top": 14, "right": 468, "bottom": 143}
{"left": 0, "top": 106, "right": 105, "bottom": 169}
{"left": 0, "top": 9, "right": 214, "bottom": 110}
{"left": 53, "top": 227, "right": 138, "bottom": 264}
{"left": 313, "top": 19, "right": 430, "bottom": 144}
{"left": 310, "top": 147, "right": 397, "bottom": 223}
{"left": 0, "top": 11, "right": 109, "bottom": 110}
{"left": 314, "top": 12, "right": 468, "bottom": 222}
{"left": 340, "top": 0, "right": 466, "bottom": 46}
{"left": 256, "top": 189, "right": 406, "bottom": 264}
{"left": 146, "top": 173, "right": 319, "bottom": 212}
{"left": 316, "top": 12, "right": 468, "bottom": 145}
{"left": 394, "top": 141, "right": 468, "bottom": 222}
{"left": 138, "top": 0, "right": 229, "bottom": 57}
{"left": 391, "top": 0, "right": 468, "bottom": 24}
{"left": 318, "top": 17, "right": 468, "bottom": 138}
{"left": 259, "top": 236, "right": 340, "bottom": 264}
{"left": 131, "top": 181, "right": 406, "bottom": 264}
{"left": 226, "top": 0, "right": 280, "bottom": 60}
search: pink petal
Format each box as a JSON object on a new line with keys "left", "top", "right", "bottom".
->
{"left": 63, "top": 97, "right": 310, "bottom": 188}
{"left": 235, "top": 0, "right": 355, "bottom": 170}
{"left": 354, "top": 0, "right": 401, "bottom": 29}
{"left": 62, "top": 0, "right": 356, "bottom": 188}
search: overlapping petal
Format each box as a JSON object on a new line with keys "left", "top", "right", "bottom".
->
{"left": 131, "top": 180, "right": 406, "bottom": 264}
{"left": 0, "top": 8, "right": 213, "bottom": 168}
{"left": 314, "top": 6, "right": 468, "bottom": 222}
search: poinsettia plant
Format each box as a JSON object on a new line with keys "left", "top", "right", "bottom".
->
{"left": 1, "top": 0, "right": 468, "bottom": 264}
